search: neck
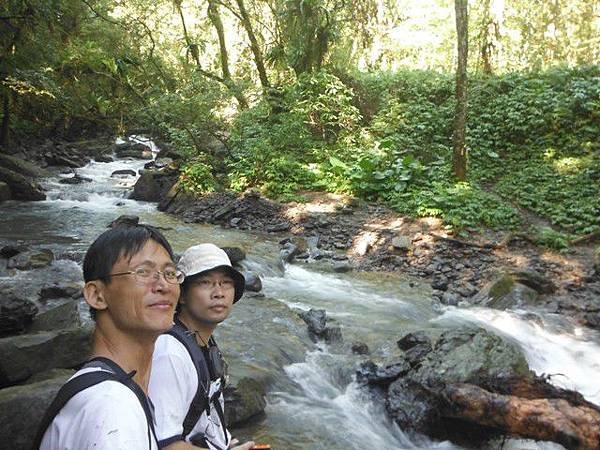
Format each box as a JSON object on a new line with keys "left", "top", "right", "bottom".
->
{"left": 178, "top": 311, "right": 216, "bottom": 346}
{"left": 90, "top": 326, "right": 156, "bottom": 393}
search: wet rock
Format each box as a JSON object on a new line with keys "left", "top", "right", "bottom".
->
{"left": 39, "top": 282, "right": 82, "bottom": 301}
{"left": 114, "top": 141, "right": 153, "bottom": 159}
{"left": 7, "top": 249, "right": 54, "bottom": 270}
{"left": 299, "top": 308, "right": 327, "bottom": 340}
{"left": 280, "top": 242, "right": 299, "bottom": 263}
{"left": 109, "top": 215, "right": 139, "bottom": 228}
{"left": 111, "top": 169, "right": 137, "bottom": 177}
{"left": 0, "top": 244, "right": 28, "bottom": 259}
{"left": 58, "top": 173, "right": 92, "bottom": 184}
{"left": 95, "top": 154, "right": 113, "bottom": 163}
{"left": 0, "top": 291, "right": 38, "bottom": 337}
{"left": 361, "top": 359, "right": 411, "bottom": 386}
{"left": 131, "top": 169, "right": 178, "bottom": 202}
{"left": 351, "top": 341, "right": 370, "bottom": 355}
{"left": 0, "top": 370, "right": 74, "bottom": 450}
{"left": 386, "top": 378, "right": 439, "bottom": 433}
{"left": 222, "top": 247, "right": 246, "bottom": 264}
{"left": 29, "top": 301, "right": 80, "bottom": 332}
{"left": 397, "top": 331, "right": 432, "bottom": 351}
{"left": 243, "top": 271, "right": 262, "bottom": 292}
{"left": 0, "top": 326, "right": 93, "bottom": 388}
{"left": 223, "top": 377, "right": 267, "bottom": 426}
{"left": 0, "top": 181, "right": 10, "bottom": 202}
{"left": 322, "top": 326, "right": 343, "bottom": 344}
{"left": 404, "top": 342, "right": 433, "bottom": 367}
{"left": 332, "top": 260, "right": 352, "bottom": 273}
{"left": 0, "top": 167, "right": 45, "bottom": 201}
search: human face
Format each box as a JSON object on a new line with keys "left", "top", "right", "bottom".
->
{"left": 98, "top": 240, "right": 179, "bottom": 336}
{"left": 182, "top": 269, "right": 235, "bottom": 327}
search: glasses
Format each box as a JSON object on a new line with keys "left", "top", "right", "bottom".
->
{"left": 193, "top": 278, "right": 235, "bottom": 291}
{"left": 105, "top": 266, "right": 184, "bottom": 285}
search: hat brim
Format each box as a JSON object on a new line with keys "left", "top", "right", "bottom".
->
{"left": 187, "top": 264, "right": 246, "bottom": 303}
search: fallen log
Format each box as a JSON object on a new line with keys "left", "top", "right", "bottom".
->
{"left": 442, "top": 383, "right": 600, "bottom": 450}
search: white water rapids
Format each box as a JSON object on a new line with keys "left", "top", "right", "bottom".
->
{"left": 2, "top": 138, "right": 599, "bottom": 450}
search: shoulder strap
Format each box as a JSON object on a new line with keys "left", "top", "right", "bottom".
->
{"left": 32, "top": 359, "right": 159, "bottom": 450}
{"left": 31, "top": 371, "right": 117, "bottom": 450}
{"left": 167, "top": 320, "right": 211, "bottom": 438}
{"left": 87, "top": 357, "right": 159, "bottom": 448}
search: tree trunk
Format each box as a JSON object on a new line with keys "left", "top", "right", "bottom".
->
{"left": 207, "top": 0, "right": 248, "bottom": 109}
{"left": 175, "top": 0, "right": 247, "bottom": 109}
{"left": 234, "top": 0, "right": 270, "bottom": 92}
{"left": 452, "top": 0, "right": 468, "bottom": 181}
{"left": 443, "top": 383, "right": 600, "bottom": 450}
{"left": 0, "top": 89, "right": 9, "bottom": 149}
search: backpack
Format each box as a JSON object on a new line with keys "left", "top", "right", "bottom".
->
{"left": 167, "top": 318, "right": 229, "bottom": 448}
{"left": 31, "top": 357, "right": 158, "bottom": 450}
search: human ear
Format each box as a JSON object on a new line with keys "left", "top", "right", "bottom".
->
{"left": 84, "top": 281, "right": 108, "bottom": 312}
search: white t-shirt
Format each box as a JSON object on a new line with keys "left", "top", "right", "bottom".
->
{"left": 149, "top": 334, "right": 231, "bottom": 450}
{"left": 39, "top": 367, "right": 158, "bottom": 450}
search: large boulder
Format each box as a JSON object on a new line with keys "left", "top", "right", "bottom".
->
{"left": 223, "top": 377, "right": 267, "bottom": 426}
{"left": 29, "top": 301, "right": 80, "bottom": 332}
{"left": 0, "top": 166, "right": 45, "bottom": 201}
{"left": 0, "top": 153, "right": 48, "bottom": 178}
{"left": 131, "top": 169, "right": 178, "bottom": 202}
{"left": 0, "top": 326, "right": 93, "bottom": 387}
{"left": 362, "top": 327, "right": 531, "bottom": 443}
{"left": 0, "top": 291, "right": 38, "bottom": 337}
{"left": 7, "top": 249, "right": 54, "bottom": 270}
{"left": 0, "top": 370, "right": 74, "bottom": 450}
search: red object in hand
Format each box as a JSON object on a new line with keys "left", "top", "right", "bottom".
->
{"left": 250, "top": 445, "right": 271, "bottom": 450}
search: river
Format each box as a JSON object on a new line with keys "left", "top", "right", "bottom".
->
{"left": 1, "top": 140, "right": 599, "bottom": 450}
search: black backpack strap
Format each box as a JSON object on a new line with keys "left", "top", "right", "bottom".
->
{"left": 31, "top": 371, "right": 117, "bottom": 450}
{"left": 167, "top": 320, "right": 211, "bottom": 438}
{"left": 87, "top": 357, "right": 159, "bottom": 448}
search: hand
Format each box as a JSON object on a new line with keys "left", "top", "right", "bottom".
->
{"left": 228, "top": 438, "right": 255, "bottom": 450}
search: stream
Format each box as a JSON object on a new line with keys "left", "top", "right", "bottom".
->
{"left": 1, "top": 140, "right": 599, "bottom": 450}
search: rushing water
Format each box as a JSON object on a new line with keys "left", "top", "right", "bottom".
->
{"left": 1, "top": 140, "right": 599, "bottom": 450}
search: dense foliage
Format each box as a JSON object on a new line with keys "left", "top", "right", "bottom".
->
{"left": 2, "top": 0, "right": 599, "bottom": 238}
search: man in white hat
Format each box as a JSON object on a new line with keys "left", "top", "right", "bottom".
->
{"left": 148, "top": 243, "right": 255, "bottom": 450}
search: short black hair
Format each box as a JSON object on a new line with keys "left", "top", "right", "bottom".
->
{"left": 84, "top": 224, "right": 175, "bottom": 319}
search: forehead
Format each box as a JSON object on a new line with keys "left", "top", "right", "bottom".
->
{"left": 114, "top": 240, "right": 174, "bottom": 269}
{"left": 197, "top": 268, "right": 232, "bottom": 279}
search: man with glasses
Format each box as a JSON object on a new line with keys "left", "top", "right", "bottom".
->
{"left": 149, "top": 243, "right": 255, "bottom": 450}
{"left": 35, "top": 225, "right": 182, "bottom": 450}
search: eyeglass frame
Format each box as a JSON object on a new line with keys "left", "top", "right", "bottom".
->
{"left": 102, "top": 266, "right": 184, "bottom": 285}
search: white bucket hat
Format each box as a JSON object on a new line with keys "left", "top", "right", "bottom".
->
{"left": 177, "top": 243, "right": 245, "bottom": 302}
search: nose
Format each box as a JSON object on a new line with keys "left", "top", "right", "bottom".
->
{"left": 152, "top": 271, "right": 170, "bottom": 291}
